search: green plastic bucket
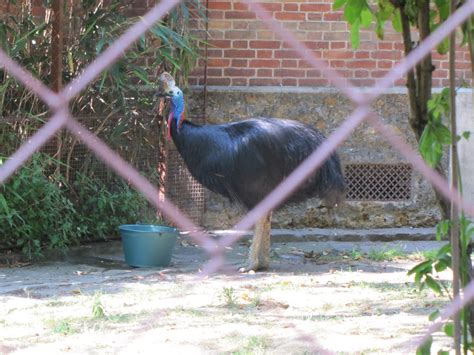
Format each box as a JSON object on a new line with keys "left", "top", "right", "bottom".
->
{"left": 119, "top": 224, "right": 178, "bottom": 267}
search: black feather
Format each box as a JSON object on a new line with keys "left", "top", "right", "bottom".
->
{"left": 170, "top": 117, "right": 345, "bottom": 210}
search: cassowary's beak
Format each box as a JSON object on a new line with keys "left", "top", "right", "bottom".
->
{"left": 155, "top": 90, "right": 174, "bottom": 98}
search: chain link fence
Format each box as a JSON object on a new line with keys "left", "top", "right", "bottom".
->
{"left": 1, "top": 0, "right": 474, "bottom": 350}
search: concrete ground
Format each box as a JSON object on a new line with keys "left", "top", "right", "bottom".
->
{"left": 1, "top": 228, "right": 441, "bottom": 299}
{"left": 0, "top": 228, "right": 452, "bottom": 354}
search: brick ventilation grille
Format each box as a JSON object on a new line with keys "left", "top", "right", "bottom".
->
{"left": 164, "top": 115, "right": 205, "bottom": 224}
{"left": 345, "top": 163, "right": 413, "bottom": 201}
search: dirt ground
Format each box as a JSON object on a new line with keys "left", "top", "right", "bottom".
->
{"left": 0, "top": 236, "right": 452, "bottom": 354}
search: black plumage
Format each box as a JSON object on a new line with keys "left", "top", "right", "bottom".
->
{"left": 169, "top": 117, "right": 345, "bottom": 210}
{"left": 159, "top": 72, "right": 345, "bottom": 271}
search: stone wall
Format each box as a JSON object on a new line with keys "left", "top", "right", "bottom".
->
{"left": 187, "top": 87, "right": 442, "bottom": 229}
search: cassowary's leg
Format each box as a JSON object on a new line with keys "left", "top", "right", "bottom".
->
{"left": 247, "top": 212, "right": 272, "bottom": 271}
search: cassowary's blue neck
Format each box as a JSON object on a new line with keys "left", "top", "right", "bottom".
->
{"left": 170, "top": 94, "right": 185, "bottom": 123}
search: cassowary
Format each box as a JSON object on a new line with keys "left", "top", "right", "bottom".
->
{"left": 159, "top": 73, "right": 345, "bottom": 271}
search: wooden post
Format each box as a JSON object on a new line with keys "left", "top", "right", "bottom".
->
{"left": 51, "top": 0, "right": 64, "bottom": 175}
{"left": 51, "top": 0, "right": 63, "bottom": 92}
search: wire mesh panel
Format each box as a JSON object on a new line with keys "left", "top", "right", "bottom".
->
{"left": 163, "top": 114, "right": 205, "bottom": 224}
{"left": 0, "top": 115, "right": 161, "bottom": 188}
{"left": 345, "top": 163, "right": 413, "bottom": 201}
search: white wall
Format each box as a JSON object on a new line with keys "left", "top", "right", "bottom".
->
{"left": 457, "top": 90, "right": 474, "bottom": 206}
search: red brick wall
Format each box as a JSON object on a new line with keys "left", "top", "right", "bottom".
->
{"left": 16, "top": 0, "right": 472, "bottom": 88}
{"left": 189, "top": 0, "right": 472, "bottom": 88}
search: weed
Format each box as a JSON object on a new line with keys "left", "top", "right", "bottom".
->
{"left": 410, "top": 249, "right": 439, "bottom": 260}
{"left": 51, "top": 320, "right": 76, "bottom": 335}
{"left": 366, "top": 247, "right": 407, "bottom": 261}
{"left": 250, "top": 294, "right": 263, "bottom": 308}
{"left": 173, "top": 306, "right": 206, "bottom": 317}
{"left": 106, "top": 314, "right": 135, "bottom": 323}
{"left": 233, "top": 335, "right": 269, "bottom": 355}
{"left": 46, "top": 300, "right": 68, "bottom": 308}
{"left": 221, "top": 287, "right": 239, "bottom": 308}
{"left": 349, "top": 248, "right": 363, "bottom": 260}
{"left": 321, "top": 302, "right": 333, "bottom": 312}
{"left": 92, "top": 295, "right": 106, "bottom": 320}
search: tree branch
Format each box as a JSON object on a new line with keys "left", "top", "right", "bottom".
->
{"left": 399, "top": 8, "right": 422, "bottom": 139}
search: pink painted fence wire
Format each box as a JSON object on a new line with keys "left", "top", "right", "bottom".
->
{"left": 1, "top": 0, "right": 474, "bottom": 350}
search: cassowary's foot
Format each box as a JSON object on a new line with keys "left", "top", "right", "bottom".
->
{"left": 239, "top": 212, "right": 272, "bottom": 273}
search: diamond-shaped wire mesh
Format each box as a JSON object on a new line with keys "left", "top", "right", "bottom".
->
{"left": 345, "top": 163, "right": 413, "bottom": 201}
{"left": 0, "top": 115, "right": 161, "bottom": 189}
{"left": 1, "top": 0, "right": 474, "bottom": 349}
{"left": 164, "top": 115, "right": 205, "bottom": 224}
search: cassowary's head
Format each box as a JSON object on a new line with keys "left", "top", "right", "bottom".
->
{"left": 163, "top": 86, "right": 185, "bottom": 124}
{"left": 158, "top": 72, "right": 185, "bottom": 136}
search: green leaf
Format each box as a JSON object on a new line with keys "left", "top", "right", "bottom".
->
{"left": 0, "top": 193, "right": 9, "bottom": 213}
{"left": 129, "top": 66, "right": 151, "bottom": 85}
{"left": 443, "top": 322, "right": 454, "bottom": 337}
{"left": 436, "top": 220, "right": 450, "bottom": 240}
{"left": 462, "top": 131, "right": 471, "bottom": 140}
{"left": 432, "top": 123, "right": 452, "bottom": 145}
{"left": 429, "top": 310, "right": 440, "bottom": 321}
{"left": 95, "top": 38, "right": 107, "bottom": 54}
{"left": 408, "top": 259, "right": 433, "bottom": 276}
{"left": 437, "top": 38, "right": 449, "bottom": 55}
{"left": 416, "top": 336, "right": 432, "bottom": 355}
{"left": 436, "top": 243, "right": 451, "bottom": 257}
{"left": 434, "top": 259, "right": 449, "bottom": 272}
{"left": 334, "top": 0, "right": 348, "bottom": 10}
{"left": 360, "top": 7, "right": 373, "bottom": 28}
{"left": 344, "top": 0, "right": 364, "bottom": 24}
{"left": 350, "top": 19, "right": 361, "bottom": 48}
{"left": 375, "top": 20, "right": 385, "bottom": 39}
{"left": 435, "top": 0, "right": 449, "bottom": 21}
{"left": 419, "top": 125, "right": 441, "bottom": 168}
{"left": 392, "top": 10, "right": 402, "bottom": 33}
{"left": 425, "top": 275, "right": 442, "bottom": 294}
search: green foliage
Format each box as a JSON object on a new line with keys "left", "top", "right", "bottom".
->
{"left": 0, "top": 0, "right": 204, "bottom": 118}
{"left": 0, "top": 154, "right": 79, "bottom": 257}
{"left": 334, "top": 0, "right": 463, "bottom": 53}
{"left": 0, "top": 1, "right": 201, "bottom": 258}
{"left": 409, "top": 216, "right": 474, "bottom": 353}
{"left": 92, "top": 295, "right": 106, "bottom": 320}
{"left": 71, "top": 173, "right": 157, "bottom": 241}
{"left": 334, "top": 0, "right": 375, "bottom": 48}
{"left": 0, "top": 153, "right": 156, "bottom": 258}
{"left": 52, "top": 320, "right": 76, "bottom": 335}
{"left": 221, "top": 287, "right": 239, "bottom": 308}
{"left": 416, "top": 336, "right": 433, "bottom": 355}
{"left": 366, "top": 246, "right": 407, "bottom": 261}
{"left": 408, "top": 242, "right": 451, "bottom": 294}
{"left": 419, "top": 88, "right": 452, "bottom": 167}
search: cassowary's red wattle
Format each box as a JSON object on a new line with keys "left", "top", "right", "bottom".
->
{"left": 167, "top": 111, "right": 184, "bottom": 140}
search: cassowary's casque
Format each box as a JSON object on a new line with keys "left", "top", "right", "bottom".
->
{"left": 159, "top": 72, "right": 345, "bottom": 271}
